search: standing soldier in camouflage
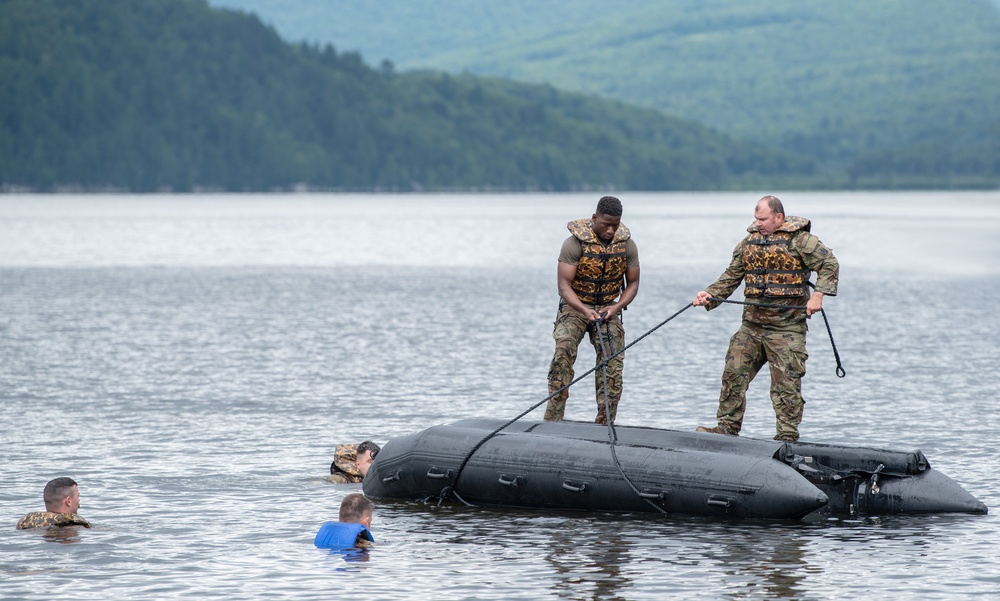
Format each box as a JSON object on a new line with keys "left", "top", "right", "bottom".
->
{"left": 693, "top": 195, "right": 839, "bottom": 442}
{"left": 545, "top": 196, "right": 640, "bottom": 425}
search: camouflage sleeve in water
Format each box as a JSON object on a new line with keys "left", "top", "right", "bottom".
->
{"left": 325, "top": 472, "right": 363, "bottom": 484}
{"left": 16, "top": 511, "right": 91, "bottom": 530}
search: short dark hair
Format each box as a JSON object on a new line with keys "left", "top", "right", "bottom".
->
{"left": 595, "top": 196, "right": 622, "bottom": 217}
{"left": 43, "top": 477, "right": 78, "bottom": 506}
{"left": 339, "top": 493, "right": 374, "bottom": 523}
{"left": 357, "top": 440, "right": 380, "bottom": 459}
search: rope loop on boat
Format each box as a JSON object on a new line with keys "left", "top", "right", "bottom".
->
{"left": 438, "top": 302, "right": 695, "bottom": 506}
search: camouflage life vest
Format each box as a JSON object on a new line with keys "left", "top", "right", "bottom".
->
{"left": 16, "top": 511, "right": 91, "bottom": 530}
{"left": 567, "top": 218, "right": 631, "bottom": 306}
{"left": 742, "top": 216, "right": 812, "bottom": 299}
{"left": 329, "top": 443, "right": 364, "bottom": 483}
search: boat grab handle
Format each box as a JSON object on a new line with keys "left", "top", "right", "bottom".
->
{"left": 498, "top": 475, "right": 525, "bottom": 487}
{"left": 381, "top": 470, "right": 401, "bottom": 484}
{"left": 706, "top": 496, "right": 733, "bottom": 508}
{"left": 562, "top": 481, "right": 589, "bottom": 493}
{"left": 426, "top": 467, "right": 453, "bottom": 480}
{"left": 638, "top": 490, "right": 667, "bottom": 501}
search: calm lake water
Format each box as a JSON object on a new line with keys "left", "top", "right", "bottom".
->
{"left": 1, "top": 191, "right": 999, "bottom": 600}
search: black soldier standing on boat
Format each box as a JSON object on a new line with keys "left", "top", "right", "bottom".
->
{"left": 544, "top": 196, "right": 640, "bottom": 425}
{"left": 693, "top": 195, "right": 839, "bottom": 442}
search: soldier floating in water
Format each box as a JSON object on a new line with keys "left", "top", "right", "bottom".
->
{"left": 326, "top": 440, "right": 380, "bottom": 483}
{"left": 16, "top": 477, "right": 91, "bottom": 530}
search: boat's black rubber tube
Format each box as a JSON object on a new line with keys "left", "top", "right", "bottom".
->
{"left": 440, "top": 302, "right": 695, "bottom": 504}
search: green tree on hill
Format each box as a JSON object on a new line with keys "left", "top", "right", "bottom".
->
{"left": 210, "top": 0, "right": 1000, "bottom": 188}
{"left": 1, "top": 0, "right": 818, "bottom": 192}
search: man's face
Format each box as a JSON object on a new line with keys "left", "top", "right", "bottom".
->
{"left": 67, "top": 485, "right": 81, "bottom": 514}
{"left": 754, "top": 203, "right": 784, "bottom": 236}
{"left": 356, "top": 451, "right": 375, "bottom": 476}
{"left": 591, "top": 212, "right": 621, "bottom": 243}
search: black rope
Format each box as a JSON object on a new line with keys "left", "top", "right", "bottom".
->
{"left": 438, "top": 302, "right": 694, "bottom": 504}
{"left": 707, "top": 292, "right": 846, "bottom": 378}
{"left": 595, "top": 316, "right": 617, "bottom": 439}
{"left": 819, "top": 306, "right": 846, "bottom": 378}
{"left": 595, "top": 319, "right": 670, "bottom": 514}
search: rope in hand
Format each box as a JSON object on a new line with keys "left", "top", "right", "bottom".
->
{"left": 706, "top": 289, "right": 846, "bottom": 378}
{"left": 439, "top": 302, "right": 695, "bottom": 505}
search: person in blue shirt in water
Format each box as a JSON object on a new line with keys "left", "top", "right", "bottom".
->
{"left": 314, "top": 493, "right": 374, "bottom": 550}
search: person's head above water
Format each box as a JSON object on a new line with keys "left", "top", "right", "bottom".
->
{"left": 355, "top": 441, "right": 380, "bottom": 476}
{"left": 43, "top": 477, "right": 81, "bottom": 514}
{"left": 338, "top": 493, "right": 374, "bottom": 528}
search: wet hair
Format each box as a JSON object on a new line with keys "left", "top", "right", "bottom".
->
{"left": 357, "top": 440, "right": 380, "bottom": 460}
{"left": 43, "top": 477, "right": 78, "bottom": 508}
{"left": 595, "top": 196, "right": 622, "bottom": 217}
{"left": 339, "top": 492, "right": 374, "bottom": 523}
{"left": 758, "top": 195, "right": 785, "bottom": 217}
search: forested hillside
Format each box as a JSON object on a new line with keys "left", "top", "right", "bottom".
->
{"left": 1, "top": 0, "right": 821, "bottom": 192}
{"left": 211, "top": 0, "right": 1000, "bottom": 188}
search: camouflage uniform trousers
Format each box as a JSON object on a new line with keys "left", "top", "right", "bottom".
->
{"left": 714, "top": 321, "right": 808, "bottom": 441}
{"left": 545, "top": 303, "right": 625, "bottom": 424}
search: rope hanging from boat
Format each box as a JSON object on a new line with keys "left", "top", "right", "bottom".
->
{"left": 595, "top": 319, "right": 671, "bottom": 515}
{"left": 438, "top": 302, "right": 695, "bottom": 506}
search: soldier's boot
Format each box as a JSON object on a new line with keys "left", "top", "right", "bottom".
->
{"left": 695, "top": 425, "right": 736, "bottom": 436}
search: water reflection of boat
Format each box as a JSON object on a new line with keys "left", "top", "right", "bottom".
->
{"left": 363, "top": 418, "right": 987, "bottom": 520}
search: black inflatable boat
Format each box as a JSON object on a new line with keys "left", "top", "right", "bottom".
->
{"left": 363, "top": 418, "right": 987, "bottom": 520}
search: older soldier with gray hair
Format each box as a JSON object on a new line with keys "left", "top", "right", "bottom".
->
{"left": 693, "top": 195, "right": 839, "bottom": 442}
